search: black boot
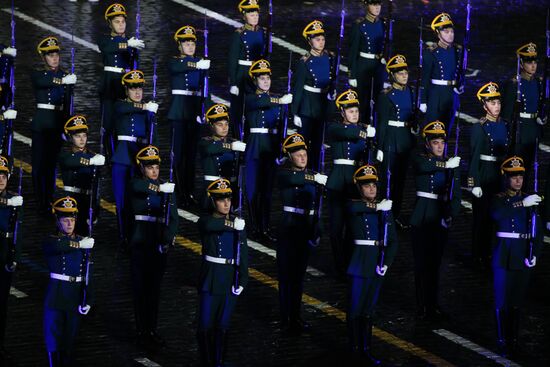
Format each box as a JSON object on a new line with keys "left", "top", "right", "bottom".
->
{"left": 361, "top": 317, "right": 381, "bottom": 366}
{"left": 214, "top": 329, "right": 228, "bottom": 367}
{"left": 347, "top": 319, "right": 362, "bottom": 364}
{"left": 495, "top": 308, "right": 507, "bottom": 357}
{"left": 197, "top": 329, "right": 212, "bottom": 367}
{"left": 508, "top": 308, "right": 520, "bottom": 358}
{"left": 48, "top": 351, "right": 61, "bottom": 367}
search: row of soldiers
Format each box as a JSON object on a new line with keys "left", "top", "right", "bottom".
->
{"left": 0, "top": 0, "right": 547, "bottom": 366}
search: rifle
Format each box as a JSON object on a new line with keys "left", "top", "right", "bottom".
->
{"left": 267, "top": 0, "right": 273, "bottom": 60}
{"left": 510, "top": 56, "right": 522, "bottom": 153}
{"left": 539, "top": 8, "right": 550, "bottom": 122}
{"left": 69, "top": 32, "right": 75, "bottom": 115}
{"left": 200, "top": 12, "right": 209, "bottom": 123}
{"left": 378, "top": 153, "right": 391, "bottom": 269}
{"left": 413, "top": 18, "right": 424, "bottom": 131}
{"left": 334, "top": 0, "right": 346, "bottom": 82}
{"left": 159, "top": 129, "right": 176, "bottom": 253}
{"left": 366, "top": 76, "right": 376, "bottom": 163}
{"left": 276, "top": 51, "right": 293, "bottom": 165}
{"left": 6, "top": 164, "right": 22, "bottom": 270}
{"left": 528, "top": 139, "right": 539, "bottom": 262}
{"left": 133, "top": 0, "right": 141, "bottom": 69}
{"left": 149, "top": 57, "right": 158, "bottom": 144}
{"left": 382, "top": 0, "right": 394, "bottom": 62}
{"left": 456, "top": 0, "right": 471, "bottom": 92}
{"left": 233, "top": 164, "right": 245, "bottom": 291}
{"left": 4, "top": 0, "right": 16, "bottom": 157}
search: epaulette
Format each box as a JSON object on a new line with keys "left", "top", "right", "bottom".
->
{"left": 355, "top": 17, "right": 365, "bottom": 24}
{"left": 236, "top": 27, "right": 245, "bottom": 34}
{"left": 202, "top": 136, "right": 214, "bottom": 141}
{"left": 382, "top": 86, "right": 392, "bottom": 94}
{"left": 511, "top": 76, "right": 518, "bottom": 84}
{"left": 301, "top": 53, "right": 311, "bottom": 62}
{"left": 7, "top": 190, "right": 17, "bottom": 196}
{"left": 455, "top": 44, "right": 463, "bottom": 50}
{"left": 426, "top": 42, "right": 438, "bottom": 51}
{"left": 496, "top": 192, "right": 506, "bottom": 198}
{"left": 479, "top": 117, "right": 488, "bottom": 124}
{"left": 327, "top": 50, "right": 336, "bottom": 57}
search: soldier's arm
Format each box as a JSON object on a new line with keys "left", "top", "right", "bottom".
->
{"left": 168, "top": 57, "right": 197, "bottom": 74}
{"left": 412, "top": 154, "right": 447, "bottom": 174}
{"left": 277, "top": 168, "right": 314, "bottom": 187}
{"left": 246, "top": 92, "right": 278, "bottom": 112}
{"left": 129, "top": 178, "right": 161, "bottom": 194}
{"left": 31, "top": 71, "right": 63, "bottom": 88}
{"left": 290, "top": 59, "right": 307, "bottom": 116}
{"left": 227, "top": 31, "right": 241, "bottom": 86}
{"left": 347, "top": 22, "right": 360, "bottom": 80}
{"left": 346, "top": 199, "right": 377, "bottom": 214}
{"left": 114, "top": 100, "right": 147, "bottom": 115}
{"left": 97, "top": 35, "right": 125, "bottom": 55}
{"left": 58, "top": 152, "right": 92, "bottom": 170}
{"left": 490, "top": 195, "right": 520, "bottom": 221}
{"left": 43, "top": 235, "right": 82, "bottom": 256}
{"left": 198, "top": 139, "right": 230, "bottom": 156}
{"left": 328, "top": 123, "right": 367, "bottom": 142}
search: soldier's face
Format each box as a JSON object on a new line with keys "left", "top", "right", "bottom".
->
{"left": 143, "top": 164, "right": 160, "bottom": 180}
{"left": 483, "top": 99, "right": 501, "bottom": 118}
{"left": 109, "top": 16, "right": 127, "bottom": 35}
{"left": 367, "top": 4, "right": 381, "bottom": 17}
{"left": 290, "top": 149, "right": 308, "bottom": 169}
{"left": 179, "top": 41, "right": 196, "bottom": 56}
{"left": 44, "top": 52, "right": 60, "bottom": 70}
{"left": 393, "top": 70, "right": 409, "bottom": 85}
{"left": 309, "top": 35, "right": 325, "bottom": 52}
{"left": 522, "top": 60, "right": 537, "bottom": 75}
{"left": 508, "top": 175, "right": 524, "bottom": 191}
{"left": 214, "top": 197, "right": 231, "bottom": 215}
{"left": 126, "top": 86, "right": 143, "bottom": 102}
{"left": 0, "top": 174, "right": 7, "bottom": 191}
{"left": 212, "top": 120, "right": 229, "bottom": 138}
{"left": 438, "top": 27, "right": 455, "bottom": 44}
{"left": 58, "top": 217, "right": 75, "bottom": 236}
{"left": 360, "top": 182, "right": 377, "bottom": 200}
{"left": 255, "top": 74, "right": 271, "bottom": 92}
{"left": 244, "top": 11, "right": 259, "bottom": 26}
{"left": 71, "top": 132, "right": 88, "bottom": 149}
{"left": 342, "top": 107, "right": 360, "bottom": 124}
{"left": 428, "top": 138, "right": 446, "bottom": 157}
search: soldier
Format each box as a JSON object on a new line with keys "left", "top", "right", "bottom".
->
{"left": 196, "top": 178, "right": 248, "bottom": 367}
{"left": 31, "top": 36, "right": 76, "bottom": 213}
{"left": 198, "top": 104, "right": 246, "bottom": 208}
{"left": 167, "top": 25, "right": 210, "bottom": 208}
{"left": 244, "top": 59, "right": 292, "bottom": 240}
{"left": 58, "top": 115, "right": 105, "bottom": 236}
{"left": 346, "top": 164, "right": 397, "bottom": 365}
{"left": 501, "top": 43, "right": 546, "bottom": 180}
{"left": 376, "top": 54, "right": 417, "bottom": 228}
{"left": 277, "top": 133, "right": 327, "bottom": 334}
{"left": 410, "top": 121, "right": 461, "bottom": 319}
{"left": 490, "top": 156, "right": 541, "bottom": 357}
{"left": 327, "top": 89, "right": 375, "bottom": 275}
{"left": 111, "top": 70, "right": 158, "bottom": 245}
{"left": 348, "top": 0, "right": 387, "bottom": 120}
{"left": 292, "top": 20, "right": 337, "bottom": 171}
{"left": 469, "top": 82, "right": 509, "bottom": 268}
{"left": 228, "top": 0, "right": 268, "bottom": 139}
{"left": 420, "top": 13, "right": 463, "bottom": 131}
{"left": 98, "top": 3, "right": 145, "bottom": 159}
{"left": 0, "top": 156, "right": 22, "bottom": 363}
{"left": 43, "top": 196, "right": 94, "bottom": 366}
{"left": 128, "top": 146, "right": 178, "bottom": 348}
{"left": 0, "top": 43, "right": 17, "bottom": 155}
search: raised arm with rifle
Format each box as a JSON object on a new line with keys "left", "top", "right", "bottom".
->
{"left": 200, "top": 13, "right": 210, "bottom": 123}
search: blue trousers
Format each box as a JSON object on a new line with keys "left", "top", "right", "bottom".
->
{"left": 112, "top": 163, "right": 135, "bottom": 240}
{"left": 43, "top": 307, "right": 81, "bottom": 353}
{"left": 347, "top": 275, "right": 383, "bottom": 320}
{"left": 493, "top": 267, "right": 531, "bottom": 310}
{"left": 198, "top": 292, "right": 238, "bottom": 331}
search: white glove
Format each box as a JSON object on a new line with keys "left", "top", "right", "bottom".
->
{"left": 230, "top": 85, "right": 239, "bottom": 96}
{"left": 376, "top": 199, "right": 393, "bottom": 212}
{"left": 327, "top": 90, "right": 337, "bottom": 101}
{"left": 79, "top": 237, "right": 95, "bottom": 249}
{"left": 159, "top": 182, "right": 175, "bottom": 193}
{"left": 234, "top": 217, "right": 245, "bottom": 231}
{"left": 196, "top": 59, "right": 211, "bottom": 70}
{"left": 6, "top": 196, "right": 23, "bottom": 207}
{"left": 445, "top": 156, "right": 461, "bottom": 169}
{"left": 232, "top": 285, "right": 244, "bottom": 296}
{"left": 144, "top": 102, "right": 159, "bottom": 114}
{"left": 4, "top": 262, "right": 16, "bottom": 272}
{"left": 376, "top": 150, "right": 384, "bottom": 162}
{"left": 366, "top": 125, "right": 376, "bottom": 138}
{"left": 524, "top": 256, "right": 537, "bottom": 268}
{"left": 349, "top": 79, "right": 358, "bottom": 87}
{"left": 453, "top": 86, "right": 465, "bottom": 95}
{"left": 2, "top": 47, "right": 16, "bottom": 57}
{"left": 231, "top": 141, "right": 246, "bottom": 152}
{"left": 471, "top": 187, "right": 483, "bottom": 198}
{"left": 279, "top": 93, "right": 293, "bottom": 105}
{"left": 89, "top": 154, "right": 106, "bottom": 166}
{"left": 3, "top": 109, "right": 17, "bottom": 120}
{"left": 383, "top": 81, "right": 391, "bottom": 89}
{"left": 376, "top": 265, "right": 388, "bottom": 276}
{"left": 78, "top": 304, "right": 91, "bottom": 315}
{"left": 537, "top": 116, "right": 547, "bottom": 125}
{"left": 61, "top": 74, "right": 77, "bottom": 85}
{"left": 419, "top": 103, "right": 427, "bottom": 113}
{"left": 522, "top": 194, "right": 542, "bottom": 207}
{"left": 293, "top": 115, "right": 302, "bottom": 128}
{"left": 127, "top": 37, "right": 145, "bottom": 49}
{"left": 314, "top": 173, "right": 328, "bottom": 186}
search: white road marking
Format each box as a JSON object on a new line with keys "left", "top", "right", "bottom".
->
{"left": 134, "top": 358, "right": 162, "bottom": 367}
{"left": 9, "top": 287, "right": 28, "bottom": 298}
{"left": 433, "top": 329, "right": 522, "bottom": 367}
